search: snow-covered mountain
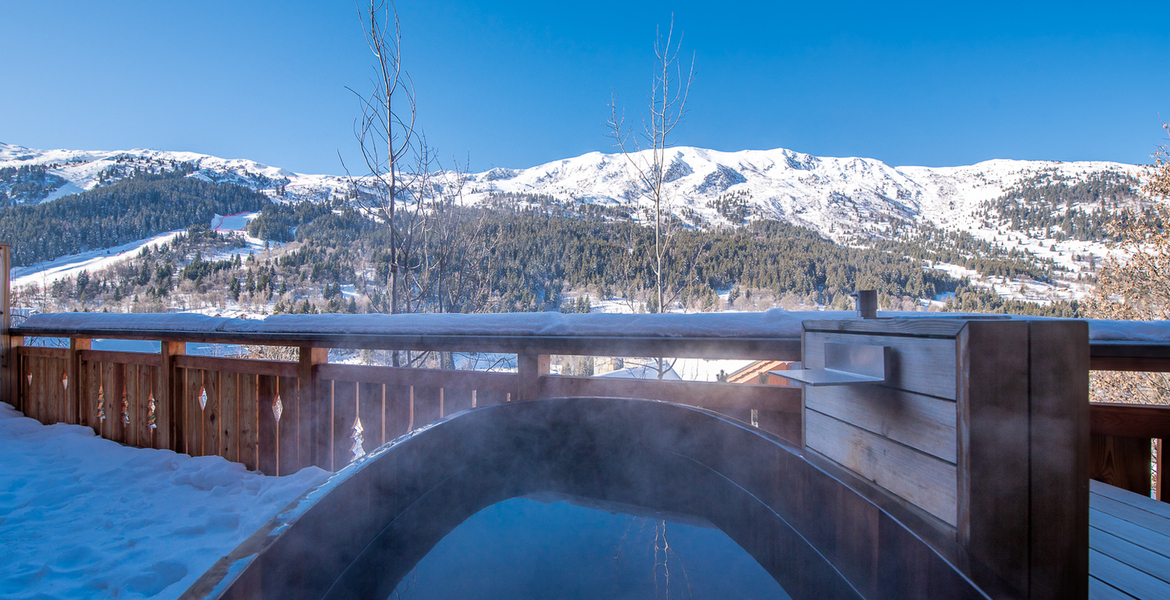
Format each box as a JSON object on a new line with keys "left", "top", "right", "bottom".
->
{"left": 1, "top": 141, "right": 1156, "bottom": 306}
{"left": 0, "top": 142, "right": 348, "bottom": 205}
{"left": 1, "top": 141, "right": 1150, "bottom": 259}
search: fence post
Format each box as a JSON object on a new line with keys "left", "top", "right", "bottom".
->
{"left": 299, "top": 346, "right": 329, "bottom": 469}
{"left": 66, "top": 337, "right": 91, "bottom": 424}
{"left": 160, "top": 341, "right": 185, "bottom": 450}
{"left": 0, "top": 243, "right": 10, "bottom": 408}
{"left": 517, "top": 354, "right": 549, "bottom": 401}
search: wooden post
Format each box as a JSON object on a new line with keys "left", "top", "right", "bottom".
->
{"left": 159, "top": 341, "right": 185, "bottom": 451}
{"left": 298, "top": 346, "right": 329, "bottom": 469}
{"left": 66, "top": 338, "right": 91, "bottom": 424}
{"left": 1158, "top": 439, "right": 1165, "bottom": 502}
{"left": 0, "top": 243, "right": 11, "bottom": 408}
{"left": 517, "top": 354, "right": 549, "bottom": 401}
{"left": 800, "top": 318, "right": 1088, "bottom": 600}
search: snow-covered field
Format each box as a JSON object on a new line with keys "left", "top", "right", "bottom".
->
{"left": 10, "top": 212, "right": 267, "bottom": 296}
{"left": 0, "top": 402, "right": 329, "bottom": 600}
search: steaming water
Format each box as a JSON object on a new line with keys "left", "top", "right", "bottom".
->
{"left": 387, "top": 496, "right": 789, "bottom": 600}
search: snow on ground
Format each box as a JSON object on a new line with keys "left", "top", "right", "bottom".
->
{"left": 209, "top": 212, "right": 257, "bottom": 233}
{"left": 0, "top": 402, "right": 329, "bottom": 600}
{"left": 10, "top": 230, "right": 185, "bottom": 290}
{"left": 10, "top": 212, "right": 272, "bottom": 294}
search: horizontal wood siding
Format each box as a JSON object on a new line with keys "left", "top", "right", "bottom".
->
{"left": 804, "top": 331, "right": 957, "bottom": 400}
{"left": 806, "top": 409, "right": 958, "bottom": 525}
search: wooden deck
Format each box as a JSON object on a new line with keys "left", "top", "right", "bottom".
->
{"left": 1090, "top": 480, "right": 1170, "bottom": 599}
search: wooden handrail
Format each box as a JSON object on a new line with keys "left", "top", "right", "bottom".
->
{"left": 1090, "top": 402, "right": 1170, "bottom": 439}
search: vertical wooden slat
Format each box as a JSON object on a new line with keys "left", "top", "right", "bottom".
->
{"left": 185, "top": 367, "right": 204, "bottom": 456}
{"left": 278, "top": 375, "right": 299, "bottom": 474}
{"left": 124, "top": 363, "right": 138, "bottom": 447}
{"left": 332, "top": 380, "right": 357, "bottom": 470}
{"left": 158, "top": 341, "right": 184, "bottom": 451}
{"left": 220, "top": 371, "right": 239, "bottom": 464}
{"left": 238, "top": 373, "right": 258, "bottom": 471}
{"left": 136, "top": 365, "right": 154, "bottom": 446}
{"left": 202, "top": 370, "right": 222, "bottom": 460}
{"left": 475, "top": 389, "right": 509, "bottom": 407}
{"left": 66, "top": 339, "right": 90, "bottom": 425}
{"left": 100, "top": 362, "right": 115, "bottom": 441}
{"left": 85, "top": 359, "right": 101, "bottom": 435}
{"left": 1157, "top": 439, "right": 1165, "bottom": 503}
{"left": 442, "top": 386, "right": 473, "bottom": 416}
{"left": 1090, "top": 434, "right": 1151, "bottom": 496}
{"left": 9, "top": 339, "right": 24, "bottom": 412}
{"left": 517, "top": 353, "right": 550, "bottom": 401}
{"left": 314, "top": 377, "right": 334, "bottom": 471}
{"left": 0, "top": 245, "right": 11, "bottom": 410}
{"left": 412, "top": 385, "right": 441, "bottom": 429}
{"left": 35, "top": 356, "right": 47, "bottom": 423}
{"left": 385, "top": 384, "right": 411, "bottom": 442}
{"left": 257, "top": 375, "right": 278, "bottom": 475}
{"left": 109, "top": 362, "right": 126, "bottom": 444}
{"left": 358, "top": 381, "right": 382, "bottom": 450}
{"left": 298, "top": 347, "right": 329, "bottom": 471}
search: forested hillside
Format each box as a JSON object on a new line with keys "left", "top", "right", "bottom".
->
{"left": 0, "top": 169, "right": 268, "bottom": 267}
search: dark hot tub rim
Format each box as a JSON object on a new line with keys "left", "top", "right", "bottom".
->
{"left": 182, "top": 397, "right": 1015, "bottom": 600}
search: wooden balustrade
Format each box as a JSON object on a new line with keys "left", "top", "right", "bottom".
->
{"left": 1089, "top": 402, "right": 1169, "bottom": 501}
{"left": 7, "top": 326, "right": 802, "bottom": 476}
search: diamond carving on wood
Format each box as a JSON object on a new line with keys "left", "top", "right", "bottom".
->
{"left": 351, "top": 417, "right": 366, "bottom": 462}
{"left": 62, "top": 372, "right": 68, "bottom": 390}
{"left": 26, "top": 372, "right": 31, "bottom": 386}
{"left": 148, "top": 393, "right": 157, "bottom": 430}
{"left": 122, "top": 393, "right": 129, "bottom": 425}
{"left": 98, "top": 385, "right": 106, "bottom": 421}
{"left": 273, "top": 394, "right": 283, "bottom": 422}
{"left": 198, "top": 387, "right": 207, "bottom": 411}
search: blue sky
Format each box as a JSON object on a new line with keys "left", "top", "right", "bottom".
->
{"left": 1, "top": 1, "right": 1167, "bottom": 174}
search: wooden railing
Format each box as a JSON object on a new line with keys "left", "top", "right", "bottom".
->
{"left": 1088, "top": 342, "right": 1170, "bottom": 502}
{"left": 6, "top": 311, "right": 1168, "bottom": 501}
{"left": 6, "top": 318, "right": 803, "bottom": 476}
{"left": 1088, "top": 402, "right": 1168, "bottom": 501}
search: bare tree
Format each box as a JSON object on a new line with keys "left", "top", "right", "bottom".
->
{"left": 1089, "top": 123, "right": 1170, "bottom": 406}
{"left": 345, "top": 0, "right": 416, "bottom": 319}
{"left": 607, "top": 15, "right": 695, "bottom": 314}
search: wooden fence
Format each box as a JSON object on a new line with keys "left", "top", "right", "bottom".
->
{"left": 7, "top": 329, "right": 803, "bottom": 476}
{"left": 0, "top": 295, "right": 1162, "bottom": 499}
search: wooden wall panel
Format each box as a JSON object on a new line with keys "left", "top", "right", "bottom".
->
{"left": 806, "top": 409, "right": 958, "bottom": 526}
{"left": 257, "top": 375, "right": 278, "bottom": 476}
{"left": 804, "top": 331, "right": 957, "bottom": 400}
{"left": 332, "top": 381, "right": 357, "bottom": 470}
{"left": 278, "top": 376, "right": 300, "bottom": 475}
{"left": 125, "top": 364, "right": 139, "bottom": 447}
{"left": 807, "top": 384, "right": 957, "bottom": 463}
{"left": 238, "top": 373, "right": 258, "bottom": 471}
{"left": 109, "top": 363, "right": 126, "bottom": 445}
{"left": 84, "top": 360, "right": 101, "bottom": 434}
{"left": 1090, "top": 434, "right": 1151, "bottom": 496}
{"left": 357, "top": 382, "right": 382, "bottom": 452}
{"left": 412, "top": 386, "right": 441, "bottom": 429}
{"left": 384, "top": 384, "right": 411, "bottom": 442}
{"left": 443, "top": 386, "right": 473, "bottom": 417}
{"left": 220, "top": 372, "right": 239, "bottom": 464}
{"left": 135, "top": 365, "right": 153, "bottom": 446}
{"left": 203, "top": 370, "right": 222, "bottom": 463}
{"left": 184, "top": 367, "right": 204, "bottom": 456}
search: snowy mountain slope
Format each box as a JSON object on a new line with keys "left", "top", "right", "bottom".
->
{"left": 462, "top": 147, "right": 1148, "bottom": 245}
{"left": 2, "top": 141, "right": 1153, "bottom": 303}
{"left": 0, "top": 142, "right": 349, "bottom": 205}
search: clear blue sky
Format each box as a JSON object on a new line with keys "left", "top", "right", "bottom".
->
{"left": 1, "top": 1, "right": 1167, "bottom": 174}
